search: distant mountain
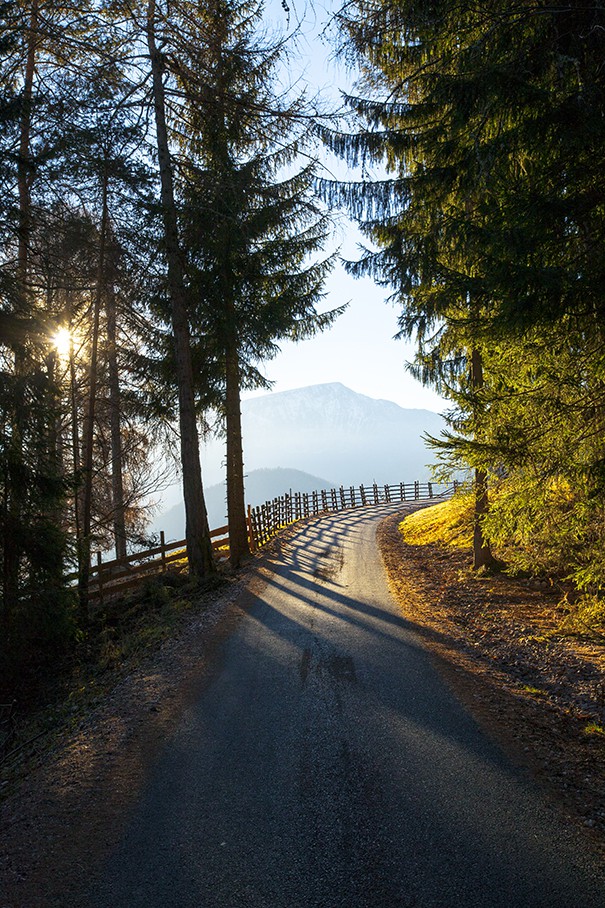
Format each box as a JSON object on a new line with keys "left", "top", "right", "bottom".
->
{"left": 154, "top": 383, "right": 445, "bottom": 538}
{"left": 200, "top": 382, "right": 445, "bottom": 489}
{"left": 153, "top": 467, "right": 335, "bottom": 541}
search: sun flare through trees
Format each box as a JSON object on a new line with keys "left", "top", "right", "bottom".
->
{"left": 2, "top": 0, "right": 605, "bottom": 680}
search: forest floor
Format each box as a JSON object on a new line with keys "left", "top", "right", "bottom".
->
{"left": 1, "top": 507, "right": 605, "bottom": 905}
{"left": 378, "top": 510, "right": 605, "bottom": 857}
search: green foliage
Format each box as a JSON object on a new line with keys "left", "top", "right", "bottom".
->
{"left": 165, "top": 0, "right": 339, "bottom": 563}
{"left": 560, "top": 595, "right": 605, "bottom": 640}
{"left": 177, "top": 0, "right": 338, "bottom": 405}
{"left": 583, "top": 723, "right": 605, "bottom": 738}
{"left": 0, "top": 0, "right": 165, "bottom": 670}
{"left": 329, "top": 1, "right": 605, "bottom": 590}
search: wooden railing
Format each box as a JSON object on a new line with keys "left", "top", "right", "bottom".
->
{"left": 87, "top": 524, "right": 230, "bottom": 602}
{"left": 88, "top": 479, "right": 458, "bottom": 601}
{"left": 247, "top": 480, "right": 456, "bottom": 547}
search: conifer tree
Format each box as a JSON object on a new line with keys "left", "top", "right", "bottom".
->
{"left": 325, "top": 0, "right": 605, "bottom": 571}
{"left": 146, "top": 0, "right": 215, "bottom": 578}
{"left": 176, "top": 0, "right": 338, "bottom": 566}
{"left": 0, "top": 0, "right": 87, "bottom": 653}
{"left": 0, "top": 0, "right": 165, "bottom": 651}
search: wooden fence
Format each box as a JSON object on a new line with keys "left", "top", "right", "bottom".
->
{"left": 87, "top": 524, "right": 230, "bottom": 603}
{"left": 247, "top": 480, "right": 454, "bottom": 547}
{"left": 88, "top": 479, "right": 458, "bottom": 601}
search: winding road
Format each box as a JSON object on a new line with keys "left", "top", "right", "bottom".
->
{"left": 90, "top": 503, "right": 605, "bottom": 907}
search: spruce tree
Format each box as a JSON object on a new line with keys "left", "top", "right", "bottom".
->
{"left": 146, "top": 0, "right": 215, "bottom": 578}
{"left": 325, "top": 0, "right": 605, "bottom": 571}
{"left": 176, "top": 0, "right": 338, "bottom": 566}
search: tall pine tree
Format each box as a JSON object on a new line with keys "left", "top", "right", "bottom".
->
{"left": 173, "top": 0, "right": 339, "bottom": 566}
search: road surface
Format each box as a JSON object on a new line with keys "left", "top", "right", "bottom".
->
{"left": 90, "top": 503, "right": 605, "bottom": 907}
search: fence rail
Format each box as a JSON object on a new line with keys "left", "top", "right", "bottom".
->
{"left": 87, "top": 524, "right": 229, "bottom": 602}
{"left": 88, "top": 479, "right": 458, "bottom": 602}
{"left": 247, "top": 480, "right": 455, "bottom": 547}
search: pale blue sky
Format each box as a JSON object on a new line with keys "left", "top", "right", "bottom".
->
{"left": 242, "top": 0, "right": 447, "bottom": 414}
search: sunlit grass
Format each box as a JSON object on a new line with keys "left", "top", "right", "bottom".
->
{"left": 521, "top": 685, "right": 547, "bottom": 697}
{"left": 584, "top": 723, "right": 605, "bottom": 738}
{"left": 399, "top": 493, "right": 474, "bottom": 549}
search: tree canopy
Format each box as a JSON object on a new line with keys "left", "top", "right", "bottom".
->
{"left": 0, "top": 0, "right": 338, "bottom": 673}
{"left": 323, "top": 0, "right": 605, "bottom": 587}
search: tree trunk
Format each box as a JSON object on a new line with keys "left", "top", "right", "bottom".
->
{"left": 45, "top": 344, "right": 62, "bottom": 526}
{"left": 3, "top": 0, "right": 40, "bottom": 630}
{"left": 17, "top": 0, "right": 38, "bottom": 292}
{"left": 68, "top": 304, "right": 81, "bottom": 545}
{"left": 225, "top": 339, "right": 250, "bottom": 567}
{"left": 78, "top": 172, "right": 108, "bottom": 616}
{"left": 105, "top": 268, "right": 127, "bottom": 560}
{"left": 470, "top": 347, "right": 495, "bottom": 570}
{"left": 473, "top": 465, "right": 494, "bottom": 570}
{"left": 147, "top": 0, "right": 214, "bottom": 577}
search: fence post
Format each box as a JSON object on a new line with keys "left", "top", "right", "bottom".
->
{"left": 415, "top": 480, "right": 419, "bottom": 499}
{"left": 384, "top": 484, "right": 391, "bottom": 503}
{"left": 303, "top": 493, "right": 309, "bottom": 517}
{"left": 95, "top": 552, "right": 104, "bottom": 604}
{"left": 247, "top": 505, "right": 257, "bottom": 552}
{"left": 331, "top": 488, "right": 337, "bottom": 510}
{"left": 340, "top": 486, "right": 346, "bottom": 509}
{"left": 321, "top": 489, "right": 328, "bottom": 511}
{"left": 312, "top": 490, "right": 318, "bottom": 515}
{"left": 428, "top": 481, "right": 433, "bottom": 498}
{"left": 350, "top": 486, "right": 356, "bottom": 507}
{"left": 360, "top": 484, "right": 367, "bottom": 505}
{"left": 256, "top": 506, "right": 263, "bottom": 545}
{"left": 160, "top": 530, "right": 166, "bottom": 572}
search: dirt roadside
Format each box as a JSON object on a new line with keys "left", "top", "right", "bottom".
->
{"left": 378, "top": 510, "right": 605, "bottom": 857}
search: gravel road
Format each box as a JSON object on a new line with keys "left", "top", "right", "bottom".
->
{"left": 89, "top": 503, "right": 605, "bottom": 908}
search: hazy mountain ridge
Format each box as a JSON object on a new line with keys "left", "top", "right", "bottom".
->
{"left": 156, "top": 383, "right": 445, "bottom": 538}
{"left": 233, "top": 382, "right": 444, "bottom": 486}
{"left": 244, "top": 382, "right": 432, "bottom": 432}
